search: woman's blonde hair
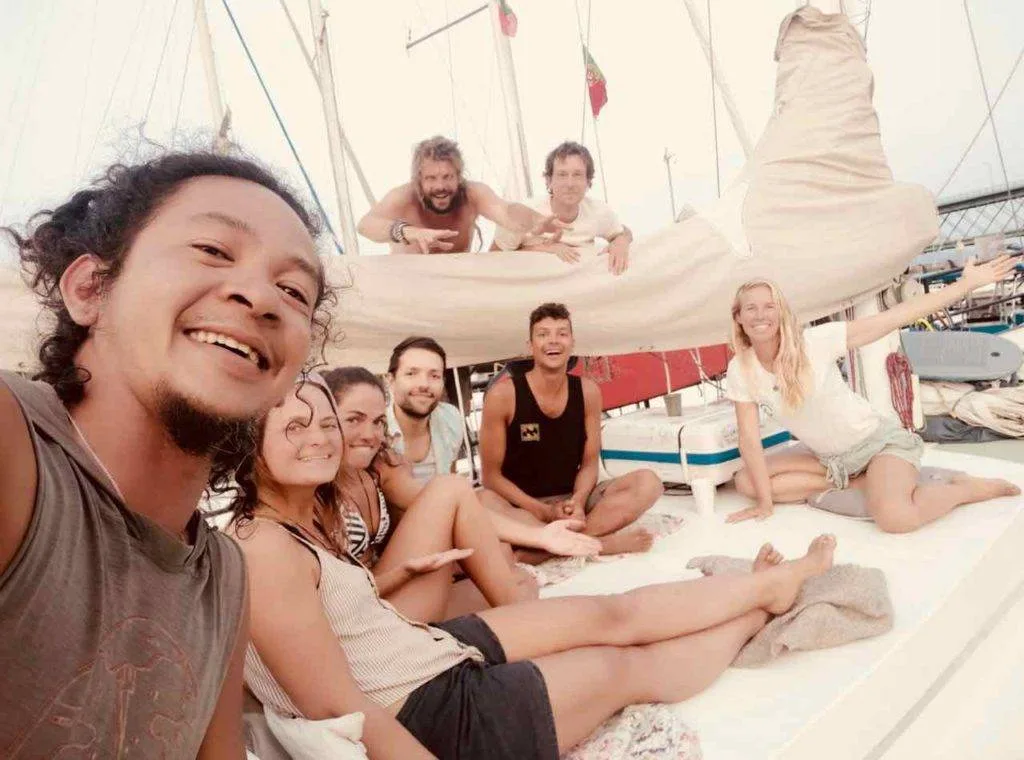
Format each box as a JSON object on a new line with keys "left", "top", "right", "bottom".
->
{"left": 729, "top": 279, "right": 811, "bottom": 410}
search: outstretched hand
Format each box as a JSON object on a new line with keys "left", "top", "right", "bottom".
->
{"left": 530, "top": 213, "right": 570, "bottom": 240}
{"left": 726, "top": 501, "right": 775, "bottom": 524}
{"left": 959, "top": 254, "right": 1017, "bottom": 292}
{"left": 403, "top": 548, "right": 475, "bottom": 575}
{"left": 405, "top": 226, "right": 459, "bottom": 254}
{"left": 538, "top": 519, "right": 601, "bottom": 557}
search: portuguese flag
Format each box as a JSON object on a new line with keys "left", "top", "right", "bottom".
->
{"left": 584, "top": 45, "right": 607, "bottom": 117}
{"left": 498, "top": 0, "right": 517, "bottom": 37}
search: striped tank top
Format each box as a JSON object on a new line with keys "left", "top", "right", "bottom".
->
{"left": 243, "top": 519, "right": 483, "bottom": 714}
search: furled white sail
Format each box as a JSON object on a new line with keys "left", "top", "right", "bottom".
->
{"left": 0, "top": 8, "right": 937, "bottom": 373}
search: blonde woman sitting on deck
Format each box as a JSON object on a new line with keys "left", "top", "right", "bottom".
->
{"left": 321, "top": 367, "right": 600, "bottom": 621}
{"left": 229, "top": 374, "right": 839, "bottom": 760}
{"left": 725, "top": 257, "right": 1020, "bottom": 532}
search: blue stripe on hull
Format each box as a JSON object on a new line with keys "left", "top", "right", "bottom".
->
{"left": 601, "top": 431, "right": 792, "bottom": 466}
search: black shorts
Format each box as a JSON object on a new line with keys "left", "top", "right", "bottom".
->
{"left": 396, "top": 615, "right": 559, "bottom": 760}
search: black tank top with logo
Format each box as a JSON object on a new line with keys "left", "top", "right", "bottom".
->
{"left": 501, "top": 373, "right": 586, "bottom": 498}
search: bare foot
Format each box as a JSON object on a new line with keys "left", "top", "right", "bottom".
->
{"left": 752, "top": 543, "right": 784, "bottom": 572}
{"left": 599, "top": 527, "right": 655, "bottom": 555}
{"left": 763, "top": 534, "right": 836, "bottom": 615}
{"left": 952, "top": 473, "right": 1021, "bottom": 501}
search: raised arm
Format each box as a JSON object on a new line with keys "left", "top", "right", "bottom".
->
{"left": 846, "top": 255, "right": 1018, "bottom": 350}
{"left": 470, "top": 183, "right": 565, "bottom": 238}
{"left": 479, "top": 381, "right": 557, "bottom": 522}
{"left": 725, "top": 401, "right": 775, "bottom": 524}
{"left": 0, "top": 381, "right": 37, "bottom": 576}
{"left": 240, "top": 524, "right": 434, "bottom": 760}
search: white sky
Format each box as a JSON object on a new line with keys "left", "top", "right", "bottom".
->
{"left": 1, "top": 0, "right": 1022, "bottom": 258}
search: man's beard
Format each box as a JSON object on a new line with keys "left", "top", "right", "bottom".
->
{"left": 156, "top": 387, "right": 255, "bottom": 458}
{"left": 420, "top": 183, "right": 467, "bottom": 215}
{"left": 397, "top": 395, "right": 440, "bottom": 421}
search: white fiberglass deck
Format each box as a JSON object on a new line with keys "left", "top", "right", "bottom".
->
{"left": 541, "top": 448, "right": 1024, "bottom": 760}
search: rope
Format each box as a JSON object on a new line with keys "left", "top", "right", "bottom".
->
{"left": 886, "top": 352, "right": 916, "bottom": 430}
{"left": 573, "top": 0, "right": 593, "bottom": 143}
{"left": 963, "top": 0, "right": 1022, "bottom": 239}
{"left": 221, "top": 0, "right": 343, "bottom": 254}
{"left": 706, "top": 0, "right": 721, "bottom": 198}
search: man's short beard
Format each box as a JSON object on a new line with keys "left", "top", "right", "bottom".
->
{"left": 397, "top": 396, "right": 440, "bottom": 421}
{"left": 420, "top": 183, "right": 467, "bottom": 215}
{"left": 156, "top": 386, "right": 255, "bottom": 458}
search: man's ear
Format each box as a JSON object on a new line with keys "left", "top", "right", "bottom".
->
{"left": 58, "top": 254, "right": 107, "bottom": 328}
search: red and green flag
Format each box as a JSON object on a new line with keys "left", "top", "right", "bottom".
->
{"left": 584, "top": 45, "right": 607, "bottom": 117}
{"left": 498, "top": 0, "right": 517, "bottom": 37}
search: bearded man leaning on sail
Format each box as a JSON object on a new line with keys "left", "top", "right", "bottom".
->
{"left": 493, "top": 141, "right": 634, "bottom": 275}
{"left": 357, "top": 135, "right": 565, "bottom": 254}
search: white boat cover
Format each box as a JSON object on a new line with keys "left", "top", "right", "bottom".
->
{"left": 0, "top": 8, "right": 937, "bottom": 373}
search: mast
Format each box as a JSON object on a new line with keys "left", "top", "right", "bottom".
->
{"left": 487, "top": 0, "right": 532, "bottom": 199}
{"left": 194, "top": 0, "right": 231, "bottom": 152}
{"left": 309, "top": 0, "right": 360, "bottom": 255}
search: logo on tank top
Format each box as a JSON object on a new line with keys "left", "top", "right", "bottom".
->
{"left": 520, "top": 423, "right": 540, "bottom": 442}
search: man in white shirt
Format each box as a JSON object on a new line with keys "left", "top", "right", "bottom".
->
{"left": 493, "top": 141, "right": 633, "bottom": 275}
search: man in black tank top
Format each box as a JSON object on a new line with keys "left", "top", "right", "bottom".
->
{"left": 480, "top": 303, "right": 663, "bottom": 555}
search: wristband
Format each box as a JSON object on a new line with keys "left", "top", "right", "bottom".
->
{"left": 389, "top": 219, "right": 409, "bottom": 244}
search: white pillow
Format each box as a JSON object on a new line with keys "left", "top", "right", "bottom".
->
{"left": 264, "top": 708, "right": 369, "bottom": 760}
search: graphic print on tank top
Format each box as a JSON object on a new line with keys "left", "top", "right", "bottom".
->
{"left": 501, "top": 373, "right": 586, "bottom": 498}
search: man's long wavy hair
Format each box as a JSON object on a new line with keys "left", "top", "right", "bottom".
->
{"left": 2, "top": 151, "right": 335, "bottom": 495}
{"left": 228, "top": 376, "right": 348, "bottom": 557}
{"left": 729, "top": 279, "right": 810, "bottom": 410}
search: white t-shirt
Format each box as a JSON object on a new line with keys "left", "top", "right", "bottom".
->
{"left": 724, "top": 323, "right": 881, "bottom": 456}
{"left": 493, "top": 195, "right": 625, "bottom": 251}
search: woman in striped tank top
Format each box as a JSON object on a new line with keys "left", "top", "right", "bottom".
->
{"left": 231, "top": 370, "right": 839, "bottom": 760}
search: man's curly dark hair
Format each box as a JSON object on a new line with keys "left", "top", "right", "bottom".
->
{"left": 2, "top": 151, "right": 336, "bottom": 496}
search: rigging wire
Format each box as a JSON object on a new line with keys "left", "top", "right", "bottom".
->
{"left": 572, "top": 0, "right": 608, "bottom": 201}
{"left": 171, "top": 4, "right": 200, "bottom": 145}
{"left": 221, "top": 0, "right": 343, "bottom": 254}
{"left": 963, "top": 0, "right": 1021, "bottom": 242}
{"left": 0, "top": 0, "right": 61, "bottom": 218}
{"left": 706, "top": 0, "right": 721, "bottom": 198}
{"left": 72, "top": 0, "right": 101, "bottom": 178}
{"left": 81, "top": 0, "right": 150, "bottom": 177}
{"left": 935, "top": 41, "right": 1024, "bottom": 199}
{"left": 409, "top": 0, "right": 502, "bottom": 182}
{"left": 444, "top": 0, "right": 459, "bottom": 140}
{"left": 135, "top": 0, "right": 184, "bottom": 159}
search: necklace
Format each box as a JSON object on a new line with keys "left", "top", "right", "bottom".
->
{"left": 68, "top": 413, "right": 126, "bottom": 501}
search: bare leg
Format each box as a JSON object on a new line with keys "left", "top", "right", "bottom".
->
{"left": 535, "top": 609, "right": 768, "bottom": 752}
{"left": 478, "top": 535, "right": 835, "bottom": 662}
{"left": 734, "top": 449, "right": 834, "bottom": 503}
{"left": 865, "top": 455, "right": 1020, "bottom": 534}
{"left": 585, "top": 469, "right": 663, "bottom": 537}
{"left": 375, "top": 475, "right": 530, "bottom": 617}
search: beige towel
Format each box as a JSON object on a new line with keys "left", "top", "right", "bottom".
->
{"left": 686, "top": 557, "right": 893, "bottom": 667}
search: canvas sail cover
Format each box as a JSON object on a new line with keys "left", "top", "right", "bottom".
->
{"left": 0, "top": 8, "right": 937, "bottom": 373}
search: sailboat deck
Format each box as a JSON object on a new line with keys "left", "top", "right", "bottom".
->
{"left": 542, "top": 448, "right": 1024, "bottom": 760}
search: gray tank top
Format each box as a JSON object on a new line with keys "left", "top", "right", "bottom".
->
{"left": 0, "top": 372, "right": 246, "bottom": 759}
